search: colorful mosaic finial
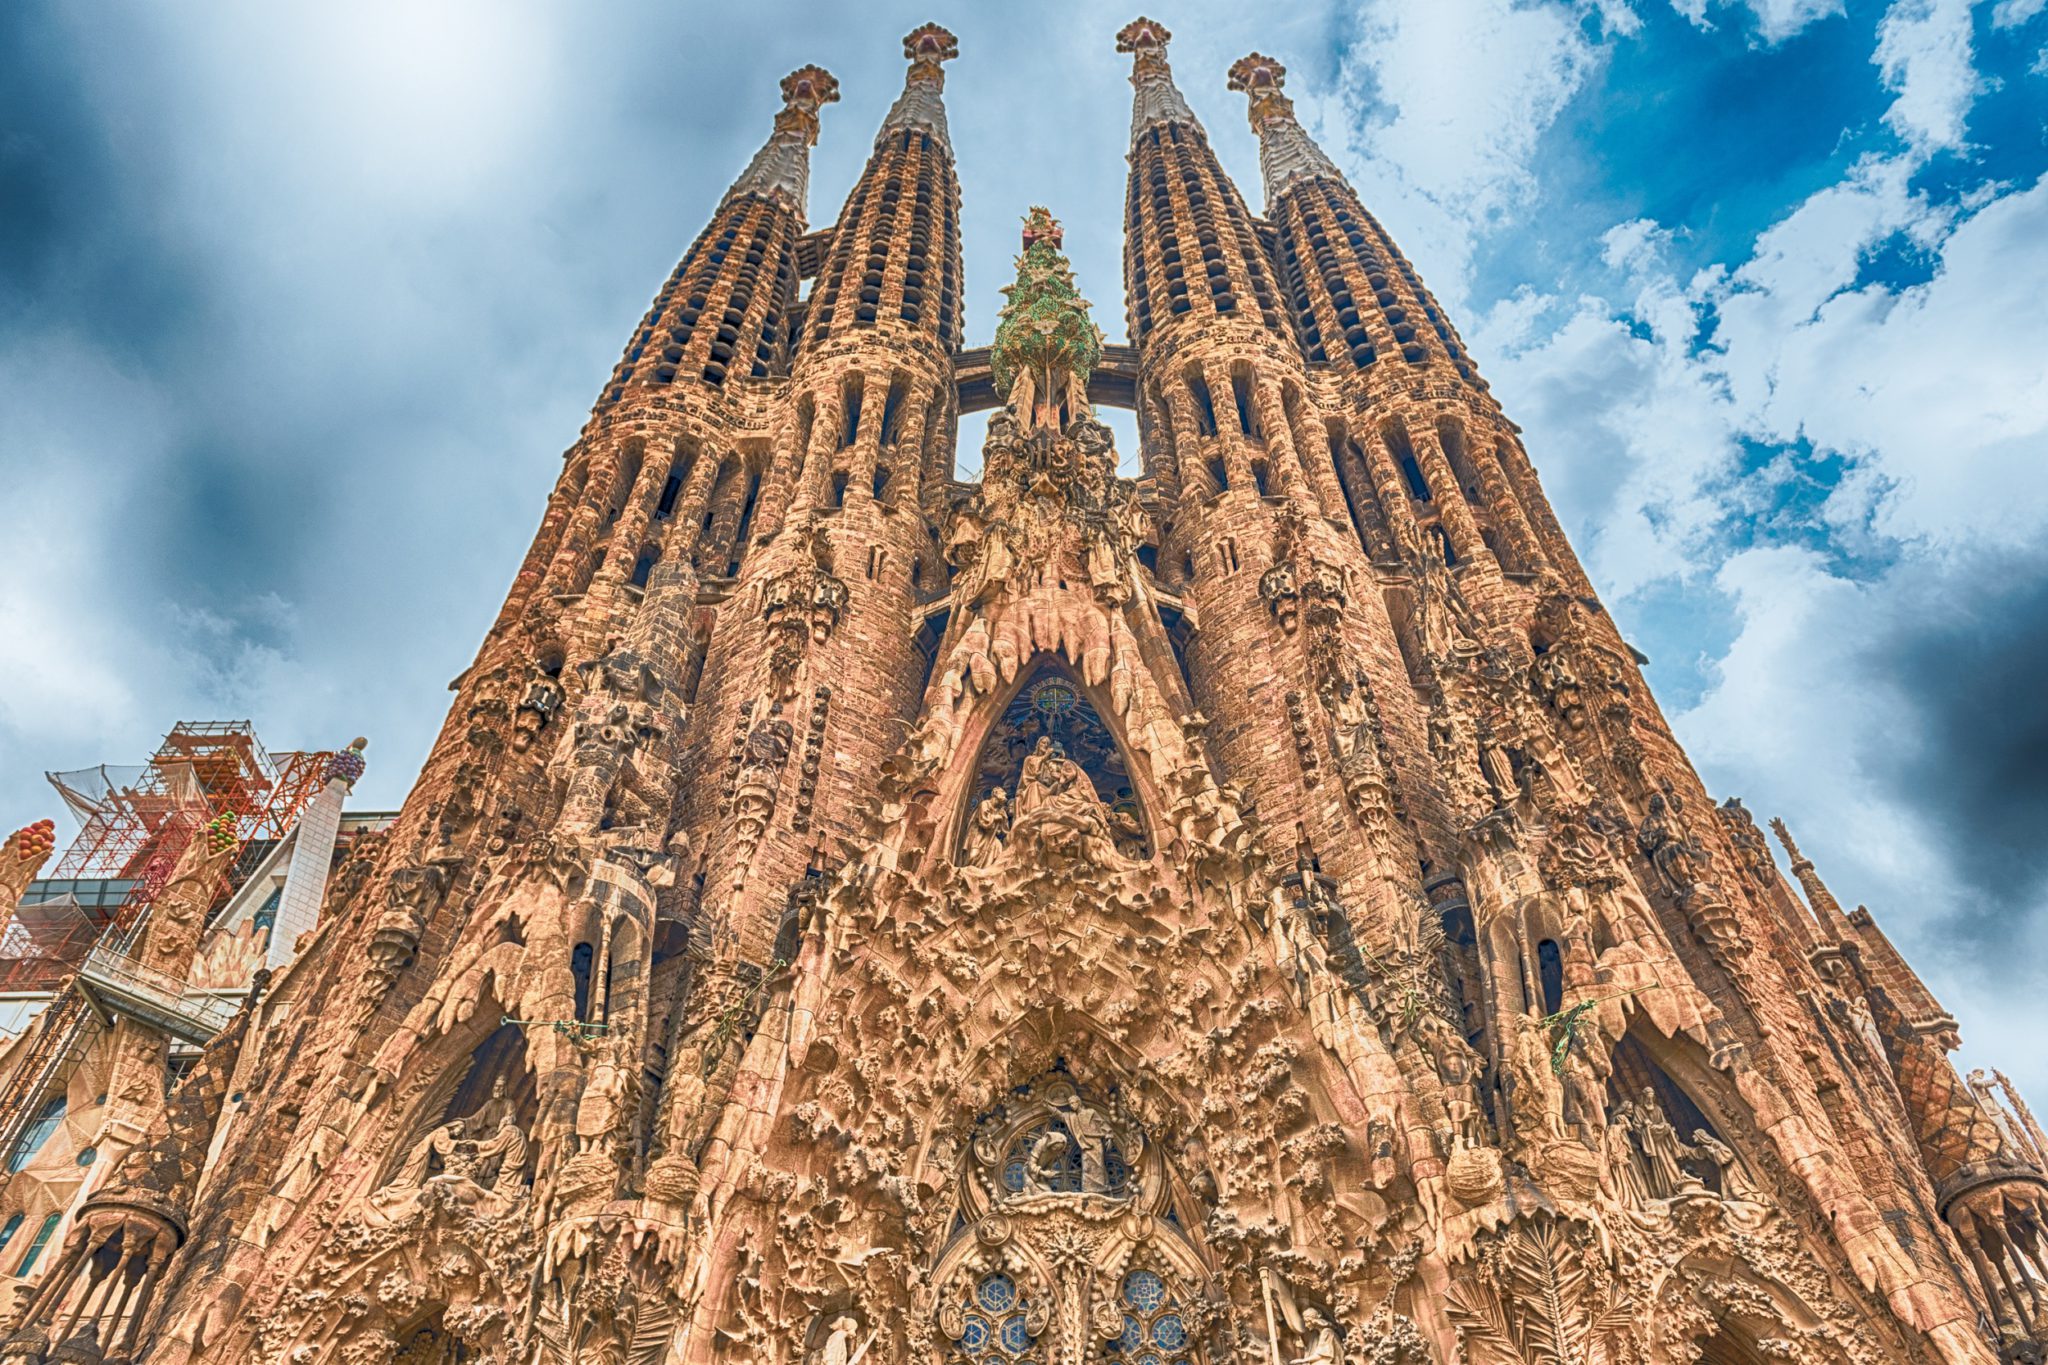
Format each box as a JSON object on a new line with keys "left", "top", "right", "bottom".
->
{"left": 903, "top": 22, "right": 959, "bottom": 74}
{"left": 204, "top": 809, "right": 238, "bottom": 854}
{"left": 1226, "top": 52, "right": 1293, "bottom": 127}
{"left": 9, "top": 819, "right": 55, "bottom": 863}
{"left": 1115, "top": 16, "right": 1172, "bottom": 56}
{"left": 324, "top": 736, "right": 369, "bottom": 788}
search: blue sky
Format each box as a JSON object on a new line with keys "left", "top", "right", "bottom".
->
{"left": 2, "top": 0, "right": 2044, "bottom": 1090}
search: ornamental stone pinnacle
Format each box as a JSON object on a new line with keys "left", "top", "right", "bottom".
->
{"left": 1117, "top": 16, "right": 1201, "bottom": 138}
{"left": 878, "top": 23, "right": 958, "bottom": 154}
{"left": 5, "top": 20, "right": 2039, "bottom": 1365}
{"left": 725, "top": 65, "right": 840, "bottom": 218}
{"left": 1228, "top": 51, "right": 1347, "bottom": 206}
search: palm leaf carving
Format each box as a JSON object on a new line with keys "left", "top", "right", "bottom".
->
{"left": 626, "top": 1298, "right": 675, "bottom": 1365}
{"left": 1444, "top": 1280, "right": 1527, "bottom": 1364}
{"left": 1445, "top": 1222, "right": 1632, "bottom": 1365}
{"left": 1506, "top": 1222, "right": 1590, "bottom": 1365}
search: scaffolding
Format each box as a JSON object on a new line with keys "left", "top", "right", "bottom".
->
{"left": 0, "top": 722, "right": 336, "bottom": 1169}
{"left": 46, "top": 721, "right": 331, "bottom": 914}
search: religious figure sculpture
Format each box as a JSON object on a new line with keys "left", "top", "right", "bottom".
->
{"left": 814, "top": 1314, "right": 861, "bottom": 1365}
{"left": 1633, "top": 1089, "right": 1701, "bottom": 1196}
{"left": 1690, "top": 1129, "right": 1758, "bottom": 1201}
{"left": 963, "top": 786, "right": 1011, "bottom": 868}
{"left": 1600, "top": 1104, "right": 1654, "bottom": 1209}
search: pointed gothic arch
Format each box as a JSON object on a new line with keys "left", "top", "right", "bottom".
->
{"left": 950, "top": 658, "right": 1156, "bottom": 863}
{"left": 375, "top": 1014, "right": 537, "bottom": 1192}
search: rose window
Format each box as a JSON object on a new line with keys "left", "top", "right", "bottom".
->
{"left": 954, "top": 1273, "right": 1038, "bottom": 1363}
{"left": 1107, "top": 1269, "right": 1194, "bottom": 1365}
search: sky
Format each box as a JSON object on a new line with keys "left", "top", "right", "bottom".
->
{"left": 1, "top": 0, "right": 2044, "bottom": 1091}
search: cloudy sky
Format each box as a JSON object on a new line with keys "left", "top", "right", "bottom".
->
{"left": 3, "top": 0, "right": 2044, "bottom": 1089}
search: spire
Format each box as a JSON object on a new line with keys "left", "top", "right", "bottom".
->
{"left": 1770, "top": 816, "right": 1857, "bottom": 944}
{"left": 1227, "top": 52, "right": 1346, "bottom": 208}
{"left": 1117, "top": 17, "right": 1200, "bottom": 138}
{"left": 878, "top": 23, "right": 957, "bottom": 154}
{"left": 726, "top": 65, "right": 840, "bottom": 219}
{"left": 992, "top": 208, "right": 1104, "bottom": 430}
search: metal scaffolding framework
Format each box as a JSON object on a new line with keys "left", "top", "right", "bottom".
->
{"left": 0, "top": 722, "right": 336, "bottom": 1168}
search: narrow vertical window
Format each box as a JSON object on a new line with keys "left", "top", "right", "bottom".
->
{"left": 16, "top": 1214, "right": 59, "bottom": 1276}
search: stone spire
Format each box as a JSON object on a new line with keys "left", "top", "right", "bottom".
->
{"left": 1117, "top": 17, "right": 1200, "bottom": 138}
{"left": 877, "top": 23, "right": 957, "bottom": 154}
{"left": 726, "top": 65, "right": 840, "bottom": 219}
{"left": 992, "top": 208, "right": 1104, "bottom": 430}
{"left": 1226, "top": 52, "right": 1346, "bottom": 208}
{"left": 1770, "top": 816, "right": 1857, "bottom": 945}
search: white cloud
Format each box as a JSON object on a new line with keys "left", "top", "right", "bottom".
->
{"left": 1468, "top": 0, "right": 2048, "bottom": 1089}
{"left": 1670, "top": 545, "right": 2048, "bottom": 1087}
{"left": 1874, "top": 0, "right": 1986, "bottom": 153}
{"left": 1671, "top": 0, "right": 1847, "bottom": 43}
{"left": 1315, "top": 0, "right": 1611, "bottom": 303}
{"left": 1772, "top": 176, "right": 2048, "bottom": 545}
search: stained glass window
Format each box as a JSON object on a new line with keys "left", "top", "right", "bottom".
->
{"left": 953, "top": 1272, "right": 1037, "bottom": 1363}
{"left": 15, "top": 1214, "right": 59, "bottom": 1276}
{"left": 6, "top": 1097, "right": 64, "bottom": 1173}
{"left": 1107, "top": 1268, "right": 1194, "bottom": 1365}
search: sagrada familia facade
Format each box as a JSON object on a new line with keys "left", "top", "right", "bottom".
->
{"left": 1, "top": 19, "right": 2044, "bottom": 1365}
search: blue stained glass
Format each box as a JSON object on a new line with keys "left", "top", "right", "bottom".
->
{"left": 1002, "top": 1159, "right": 1026, "bottom": 1191}
{"left": 978, "top": 1275, "right": 1017, "bottom": 1313}
{"left": 1001, "top": 1315, "right": 1032, "bottom": 1352}
{"left": 959, "top": 1315, "right": 990, "bottom": 1353}
{"left": 1123, "top": 1270, "right": 1165, "bottom": 1312}
{"left": 1118, "top": 1315, "right": 1144, "bottom": 1353}
{"left": 1139, "top": 1355, "right": 1162, "bottom": 1365}
{"left": 1153, "top": 1315, "right": 1187, "bottom": 1350}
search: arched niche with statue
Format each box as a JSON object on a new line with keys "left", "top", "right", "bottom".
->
{"left": 955, "top": 663, "right": 1155, "bottom": 869}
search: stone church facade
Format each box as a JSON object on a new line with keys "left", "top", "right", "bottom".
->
{"left": 2, "top": 19, "right": 2043, "bottom": 1365}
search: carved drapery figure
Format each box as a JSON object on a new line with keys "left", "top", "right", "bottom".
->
{"left": 1632, "top": 1090, "right": 1700, "bottom": 1197}
{"left": 1692, "top": 1129, "right": 1762, "bottom": 1201}
{"left": 1600, "top": 1105, "right": 1654, "bottom": 1208}
{"left": 1635, "top": 791, "right": 1707, "bottom": 904}
{"left": 962, "top": 786, "right": 1011, "bottom": 868}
